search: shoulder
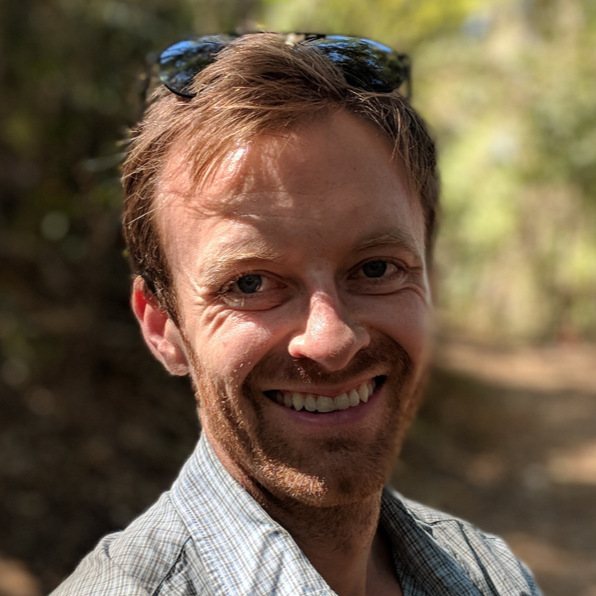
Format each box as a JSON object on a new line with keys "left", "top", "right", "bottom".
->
{"left": 382, "top": 488, "right": 542, "bottom": 596}
{"left": 396, "top": 492, "right": 523, "bottom": 564}
{"left": 50, "top": 492, "right": 200, "bottom": 596}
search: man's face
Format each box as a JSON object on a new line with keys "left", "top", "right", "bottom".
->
{"left": 155, "top": 110, "right": 432, "bottom": 507}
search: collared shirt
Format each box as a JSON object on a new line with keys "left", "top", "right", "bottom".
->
{"left": 51, "top": 434, "right": 542, "bottom": 596}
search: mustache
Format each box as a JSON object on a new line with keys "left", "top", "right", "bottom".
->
{"left": 244, "top": 335, "right": 412, "bottom": 388}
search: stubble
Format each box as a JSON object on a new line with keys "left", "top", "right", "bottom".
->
{"left": 188, "top": 334, "right": 425, "bottom": 511}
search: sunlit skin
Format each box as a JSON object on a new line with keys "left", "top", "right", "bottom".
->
{"left": 133, "top": 110, "right": 433, "bottom": 596}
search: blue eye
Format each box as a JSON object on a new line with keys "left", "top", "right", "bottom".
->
{"left": 236, "top": 274, "right": 262, "bottom": 293}
{"left": 362, "top": 260, "right": 387, "bottom": 278}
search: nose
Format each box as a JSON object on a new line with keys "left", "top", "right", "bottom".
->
{"left": 287, "top": 292, "right": 370, "bottom": 371}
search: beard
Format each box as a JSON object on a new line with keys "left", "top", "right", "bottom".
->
{"left": 190, "top": 334, "right": 425, "bottom": 509}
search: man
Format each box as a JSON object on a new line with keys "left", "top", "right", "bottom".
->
{"left": 52, "top": 33, "right": 541, "bottom": 595}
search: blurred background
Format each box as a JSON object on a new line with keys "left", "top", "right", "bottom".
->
{"left": 1, "top": 0, "right": 595, "bottom": 594}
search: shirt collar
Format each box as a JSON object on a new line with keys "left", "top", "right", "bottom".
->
{"left": 380, "top": 492, "right": 483, "bottom": 596}
{"left": 170, "top": 434, "right": 491, "bottom": 596}
{"left": 170, "top": 433, "right": 334, "bottom": 596}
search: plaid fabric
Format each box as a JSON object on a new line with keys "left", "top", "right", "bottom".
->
{"left": 51, "top": 434, "right": 542, "bottom": 596}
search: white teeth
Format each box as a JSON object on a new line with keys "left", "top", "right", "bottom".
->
{"left": 362, "top": 383, "right": 372, "bottom": 403}
{"left": 304, "top": 394, "right": 317, "bottom": 412}
{"left": 334, "top": 393, "right": 350, "bottom": 410}
{"left": 357, "top": 383, "right": 369, "bottom": 401}
{"left": 292, "top": 392, "right": 304, "bottom": 411}
{"left": 317, "top": 395, "right": 334, "bottom": 413}
{"left": 274, "top": 379, "right": 378, "bottom": 413}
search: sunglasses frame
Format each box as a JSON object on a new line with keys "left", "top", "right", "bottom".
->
{"left": 156, "top": 33, "right": 412, "bottom": 100}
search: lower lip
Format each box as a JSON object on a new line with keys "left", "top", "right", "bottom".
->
{"left": 270, "top": 383, "right": 383, "bottom": 428}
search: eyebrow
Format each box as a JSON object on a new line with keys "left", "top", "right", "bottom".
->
{"left": 200, "top": 227, "right": 424, "bottom": 288}
{"left": 353, "top": 229, "right": 424, "bottom": 260}
{"left": 200, "top": 239, "right": 284, "bottom": 287}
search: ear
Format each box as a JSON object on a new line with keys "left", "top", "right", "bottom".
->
{"left": 131, "top": 276, "right": 190, "bottom": 376}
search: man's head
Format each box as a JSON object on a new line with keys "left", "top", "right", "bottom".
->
{"left": 123, "top": 33, "right": 438, "bottom": 322}
{"left": 123, "top": 33, "right": 438, "bottom": 508}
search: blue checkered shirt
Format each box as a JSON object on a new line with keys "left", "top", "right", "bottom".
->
{"left": 51, "top": 434, "right": 542, "bottom": 595}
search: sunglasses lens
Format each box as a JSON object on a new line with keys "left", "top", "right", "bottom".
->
{"left": 157, "top": 34, "right": 410, "bottom": 99}
{"left": 158, "top": 36, "right": 234, "bottom": 97}
{"left": 309, "top": 36, "right": 410, "bottom": 94}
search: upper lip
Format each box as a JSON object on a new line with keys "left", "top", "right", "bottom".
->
{"left": 263, "top": 375, "right": 381, "bottom": 398}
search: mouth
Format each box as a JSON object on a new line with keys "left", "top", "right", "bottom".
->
{"left": 264, "top": 376, "right": 386, "bottom": 414}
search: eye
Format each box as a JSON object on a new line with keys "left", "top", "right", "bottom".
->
{"left": 235, "top": 274, "right": 262, "bottom": 294}
{"left": 217, "top": 272, "right": 290, "bottom": 310}
{"left": 362, "top": 260, "right": 387, "bottom": 278}
{"left": 347, "top": 258, "right": 415, "bottom": 295}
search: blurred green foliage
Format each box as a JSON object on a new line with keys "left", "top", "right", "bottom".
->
{"left": 0, "top": 0, "right": 595, "bottom": 588}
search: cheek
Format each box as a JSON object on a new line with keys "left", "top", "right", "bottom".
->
{"left": 193, "top": 313, "right": 284, "bottom": 383}
{"left": 365, "top": 293, "right": 432, "bottom": 368}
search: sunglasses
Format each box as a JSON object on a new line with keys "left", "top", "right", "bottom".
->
{"left": 157, "top": 33, "right": 411, "bottom": 99}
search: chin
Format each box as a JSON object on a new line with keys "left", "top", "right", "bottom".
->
{"left": 238, "top": 390, "right": 418, "bottom": 509}
{"left": 251, "top": 448, "right": 394, "bottom": 508}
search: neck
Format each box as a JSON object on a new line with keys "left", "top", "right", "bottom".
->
{"left": 266, "top": 493, "right": 383, "bottom": 596}
{"left": 207, "top": 437, "right": 402, "bottom": 596}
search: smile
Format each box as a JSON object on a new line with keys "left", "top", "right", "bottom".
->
{"left": 266, "top": 377, "right": 384, "bottom": 413}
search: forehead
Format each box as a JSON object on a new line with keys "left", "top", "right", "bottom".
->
{"left": 156, "top": 110, "right": 425, "bottom": 259}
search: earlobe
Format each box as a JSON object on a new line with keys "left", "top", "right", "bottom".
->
{"left": 131, "top": 277, "right": 190, "bottom": 376}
